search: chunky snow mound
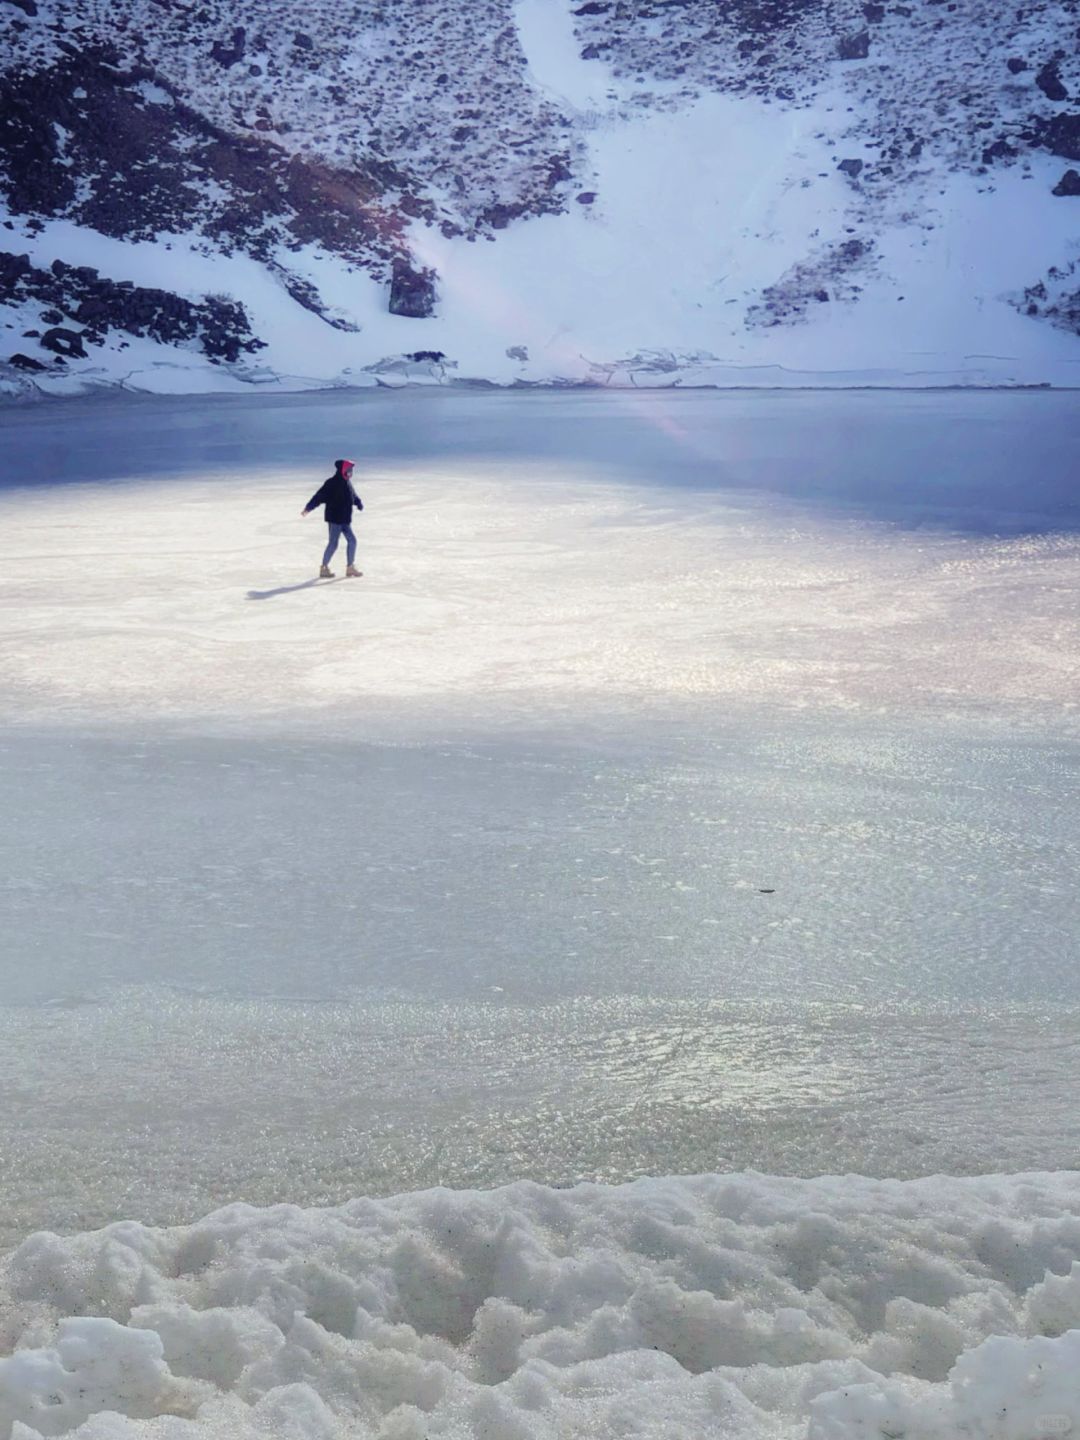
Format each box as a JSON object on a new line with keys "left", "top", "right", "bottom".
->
{"left": 3, "top": 1173, "right": 1080, "bottom": 1440}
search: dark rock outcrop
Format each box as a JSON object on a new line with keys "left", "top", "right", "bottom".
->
{"left": 388, "top": 260, "right": 437, "bottom": 318}
{"left": 8, "top": 352, "right": 47, "bottom": 371}
{"left": 982, "top": 138, "right": 1017, "bottom": 165}
{"left": 1053, "top": 169, "right": 1080, "bottom": 196}
{"left": 0, "top": 251, "right": 266, "bottom": 362}
{"left": 838, "top": 158, "right": 864, "bottom": 178}
{"left": 837, "top": 30, "right": 870, "bottom": 61}
{"left": 1040, "top": 113, "right": 1080, "bottom": 161}
{"left": 40, "top": 326, "right": 87, "bottom": 358}
{"left": 1036, "top": 60, "right": 1068, "bottom": 103}
{"left": 1020, "top": 263, "right": 1080, "bottom": 335}
{"left": 747, "top": 237, "right": 874, "bottom": 329}
{"left": 210, "top": 27, "right": 246, "bottom": 68}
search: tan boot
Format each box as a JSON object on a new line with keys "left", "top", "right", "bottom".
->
{"left": 319, "top": 564, "right": 334, "bottom": 578}
{"left": 345, "top": 564, "right": 362, "bottom": 578}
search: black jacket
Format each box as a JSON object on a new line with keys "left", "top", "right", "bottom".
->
{"left": 305, "top": 470, "right": 364, "bottom": 525}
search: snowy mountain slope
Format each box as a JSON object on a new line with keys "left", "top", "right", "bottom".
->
{"left": 1, "top": 0, "right": 1079, "bottom": 393}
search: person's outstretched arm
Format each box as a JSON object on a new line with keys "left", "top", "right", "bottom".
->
{"left": 351, "top": 483, "right": 364, "bottom": 513}
{"left": 301, "top": 482, "right": 328, "bottom": 517}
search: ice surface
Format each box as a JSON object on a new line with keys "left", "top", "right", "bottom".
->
{"left": 1, "top": 390, "right": 1079, "bottom": 1436}
{"left": 4, "top": 978, "right": 1080, "bottom": 1257}
{"left": 0, "top": 389, "right": 1078, "bottom": 731}
{"left": 3, "top": 720, "right": 1080, "bottom": 1013}
{"left": 1, "top": 715, "right": 1079, "bottom": 1248}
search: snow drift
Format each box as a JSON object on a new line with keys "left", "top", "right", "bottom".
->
{"left": 3, "top": 1172, "right": 1080, "bottom": 1439}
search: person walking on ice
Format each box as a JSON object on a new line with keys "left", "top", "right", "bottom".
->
{"left": 301, "top": 458, "right": 364, "bottom": 578}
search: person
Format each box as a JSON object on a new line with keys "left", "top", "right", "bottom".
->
{"left": 301, "top": 459, "right": 364, "bottom": 577}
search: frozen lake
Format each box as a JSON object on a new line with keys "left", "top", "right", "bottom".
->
{"left": 1, "top": 387, "right": 1079, "bottom": 1246}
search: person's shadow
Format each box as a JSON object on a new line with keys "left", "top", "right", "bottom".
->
{"left": 247, "top": 579, "right": 337, "bottom": 600}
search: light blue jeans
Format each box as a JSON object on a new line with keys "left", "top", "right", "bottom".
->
{"left": 323, "top": 523, "right": 356, "bottom": 566}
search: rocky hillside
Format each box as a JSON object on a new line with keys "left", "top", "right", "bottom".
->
{"left": 1, "top": 0, "right": 1078, "bottom": 393}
